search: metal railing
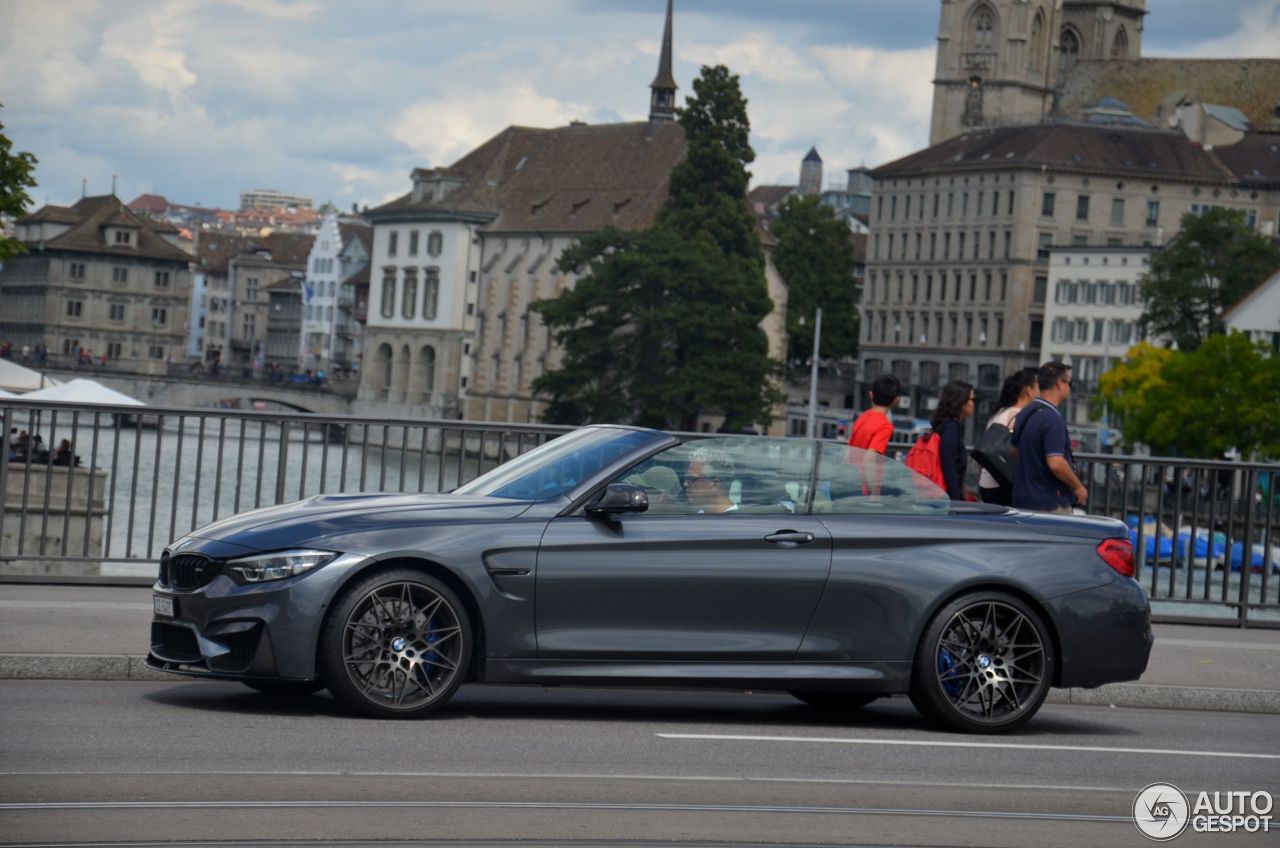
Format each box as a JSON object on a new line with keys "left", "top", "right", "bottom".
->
{"left": 2, "top": 398, "right": 1277, "bottom": 626}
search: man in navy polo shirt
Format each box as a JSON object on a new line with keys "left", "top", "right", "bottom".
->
{"left": 1011, "top": 362, "right": 1088, "bottom": 514}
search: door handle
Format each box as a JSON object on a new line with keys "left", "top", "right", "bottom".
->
{"left": 764, "top": 530, "right": 815, "bottom": 547}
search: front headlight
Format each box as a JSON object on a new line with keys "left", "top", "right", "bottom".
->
{"left": 227, "top": 549, "right": 337, "bottom": 583}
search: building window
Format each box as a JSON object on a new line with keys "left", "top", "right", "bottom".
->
{"left": 246, "top": 277, "right": 260, "bottom": 300}
{"left": 381, "top": 269, "right": 396, "bottom": 318}
{"left": 112, "top": 267, "right": 128, "bottom": 284}
{"left": 1146, "top": 200, "right": 1160, "bottom": 226}
{"left": 402, "top": 267, "right": 418, "bottom": 319}
{"left": 1059, "top": 28, "right": 1080, "bottom": 85}
{"left": 1003, "top": 231, "right": 1012, "bottom": 259}
{"left": 242, "top": 313, "right": 256, "bottom": 340}
{"left": 61, "top": 339, "right": 80, "bottom": 355}
{"left": 106, "top": 342, "right": 122, "bottom": 359}
{"left": 958, "top": 232, "right": 966, "bottom": 259}
{"left": 1037, "top": 232, "right": 1052, "bottom": 261}
{"left": 1093, "top": 319, "right": 1105, "bottom": 344}
{"left": 65, "top": 300, "right": 83, "bottom": 318}
{"left": 421, "top": 345, "right": 436, "bottom": 394}
{"left": 1041, "top": 192, "right": 1055, "bottom": 217}
{"left": 999, "top": 271, "right": 1007, "bottom": 301}
{"left": 423, "top": 267, "right": 440, "bottom": 320}
{"left": 890, "top": 196, "right": 897, "bottom": 220}
{"left": 149, "top": 345, "right": 165, "bottom": 360}
{"left": 114, "top": 230, "right": 132, "bottom": 245}
{"left": 1076, "top": 195, "right": 1090, "bottom": 221}
{"left": 428, "top": 231, "right": 443, "bottom": 257}
{"left": 1007, "top": 190, "right": 1015, "bottom": 215}
{"left": 1111, "top": 198, "right": 1125, "bottom": 226}
{"left": 408, "top": 230, "right": 420, "bottom": 256}
{"left": 68, "top": 262, "right": 86, "bottom": 280}
{"left": 987, "top": 231, "right": 996, "bottom": 259}
{"left": 151, "top": 307, "right": 167, "bottom": 327}
{"left": 388, "top": 231, "right": 398, "bottom": 257}
{"left": 109, "top": 303, "right": 125, "bottom": 321}
{"left": 1034, "top": 275, "right": 1047, "bottom": 305}
{"left": 154, "top": 271, "right": 170, "bottom": 289}
{"left": 973, "top": 6, "right": 995, "bottom": 52}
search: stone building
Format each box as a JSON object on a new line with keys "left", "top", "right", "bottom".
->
{"left": 861, "top": 121, "right": 1280, "bottom": 424}
{"left": 0, "top": 195, "right": 192, "bottom": 374}
{"left": 930, "top": 0, "right": 1280, "bottom": 145}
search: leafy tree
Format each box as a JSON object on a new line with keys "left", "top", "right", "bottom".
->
{"left": 0, "top": 104, "right": 39, "bottom": 262}
{"left": 533, "top": 65, "right": 777, "bottom": 431}
{"left": 1139, "top": 208, "right": 1280, "bottom": 351}
{"left": 1099, "top": 335, "right": 1280, "bottom": 459}
{"left": 770, "top": 194, "right": 859, "bottom": 362}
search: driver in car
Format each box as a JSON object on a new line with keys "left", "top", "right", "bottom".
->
{"left": 684, "top": 446, "right": 739, "bottom": 514}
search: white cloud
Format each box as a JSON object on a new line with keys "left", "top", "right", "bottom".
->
{"left": 100, "top": 2, "right": 199, "bottom": 99}
{"left": 1172, "top": 0, "right": 1280, "bottom": 56}
{"left": 681, "top": 33, "right": 825, "bottom": 84}
{"left": 391, "top": 82, "right": 592, "bottom": 167}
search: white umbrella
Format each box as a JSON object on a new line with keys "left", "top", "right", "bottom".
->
{"left": 21, "top": 379, "right": 145, "bottom": 406}
{"left": 0, "top": 358, "right": 59, "bottom": 392}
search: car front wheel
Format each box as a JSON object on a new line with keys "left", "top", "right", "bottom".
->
{"left": 909, "top": 591, "right": 1053, "bottom": 733}
{"left": 319, "top": 568, "right": 471, "bottom": 719}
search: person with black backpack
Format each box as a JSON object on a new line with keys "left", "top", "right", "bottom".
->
{"left": 1011, "top": 362, "right": 1088, "bottom": 514}
{"left": 975, "top": 367, "right": 1039, "bottom": 506}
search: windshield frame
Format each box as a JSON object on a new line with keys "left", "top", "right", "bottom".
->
{"left": 452, "top": 426, "right": 671, "bottom": 502}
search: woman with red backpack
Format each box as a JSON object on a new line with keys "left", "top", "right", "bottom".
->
{"left": 931, "top": 380, "right": 975, "bottom": 501}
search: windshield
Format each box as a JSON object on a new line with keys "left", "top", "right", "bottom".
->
{"left": 453, "top": 427, "right": 661, "bottom": 501}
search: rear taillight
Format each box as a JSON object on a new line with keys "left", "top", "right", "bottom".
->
{"left": 1097, "top": 537, "right": 1135, "bottom": 578}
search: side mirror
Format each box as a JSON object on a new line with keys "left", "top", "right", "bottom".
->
{"left": 585, "top": 483, "right": 649, "bottom": 516}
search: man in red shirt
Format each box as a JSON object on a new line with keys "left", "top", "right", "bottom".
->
{"left": 848, "top": 374, "right": 902, "bottom": 454}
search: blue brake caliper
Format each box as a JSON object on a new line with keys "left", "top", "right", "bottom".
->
{"left": 937, "top": 647, "right": 962, "bottom": 697}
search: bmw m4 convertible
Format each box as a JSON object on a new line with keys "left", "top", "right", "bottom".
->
{"left": 148, "top": 425, "right": 1152, "bottom": 733}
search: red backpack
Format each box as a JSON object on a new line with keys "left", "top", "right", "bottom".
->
{"left": 904, "top": 432, "right": 947, "bottom": 491}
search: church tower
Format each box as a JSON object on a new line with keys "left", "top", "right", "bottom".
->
{"left": 799, "top": 147, "right": 823, "bottom": 196}
{"left": 929, "top": 1, "right": 1147, "bottom": 144}
{"left": 648, "top": 0, "right": 677, "bottom": 129}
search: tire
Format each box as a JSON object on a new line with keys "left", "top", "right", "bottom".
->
{"left": 242, "top": 679, "right": 325, "bottom": 697}
{"left": 319, "top": 568, "right": 472, "bottom": 719}
{"left": 788, "top": 691, "right": 881, "bottom": 711}
{"left": 909, "top": 590, "right": 1053, "bottom": 734}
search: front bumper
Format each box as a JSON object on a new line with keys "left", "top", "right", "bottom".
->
{"left": 147, "top": 550, "right": 366, "bottom": 682}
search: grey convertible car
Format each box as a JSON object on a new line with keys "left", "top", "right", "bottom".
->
{"left": 148, "top": 425, "right": 1152, "bottom": 733}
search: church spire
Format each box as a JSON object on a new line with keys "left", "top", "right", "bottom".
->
{"left": 648, "top": 0, "right": 676, "bottom": 126}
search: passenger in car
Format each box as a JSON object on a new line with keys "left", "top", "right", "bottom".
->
{"left": 683, "top": 446, "right": 739, "bottom": 514}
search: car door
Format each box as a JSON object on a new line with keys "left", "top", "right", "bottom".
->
{"left": 534, "top": 437, "right": 833, "bottom": 661}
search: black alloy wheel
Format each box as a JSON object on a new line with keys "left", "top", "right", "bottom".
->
{"left": 319, "top": 568, "right": 471, "bottom": 719}
{"left": 909, "top": 590, "right": 1053, "bottom": 733}
{"left": 788, "top": 691, "right": 881, "bottom": 711}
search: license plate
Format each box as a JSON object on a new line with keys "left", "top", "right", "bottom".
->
{"left": 153, "top": 595, "right": 175, "bottom": 617}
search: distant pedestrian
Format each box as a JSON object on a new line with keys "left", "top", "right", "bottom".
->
{"left": 1011, "top": 362, "right": 1087, "bottom": 514}
{"left": 932, "top": 380, "right": 975, "bottom": 502}
{"left": 847, "top": 374, "right": 901, "bottom": 454}
{"left": 977, "top": 367, "right": 1039, "bottom": 506}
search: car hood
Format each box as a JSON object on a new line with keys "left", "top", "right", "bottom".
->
{"left": 175, "top": 492, "right": 535, "bottom": 553}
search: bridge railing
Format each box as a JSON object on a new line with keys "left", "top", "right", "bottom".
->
{"left": 2, "top": 399, "right": 1276, "bottom": 627}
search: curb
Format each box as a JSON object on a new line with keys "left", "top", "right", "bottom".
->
{"left": 3, "top": 654, "right": 1279, "bottom": 715}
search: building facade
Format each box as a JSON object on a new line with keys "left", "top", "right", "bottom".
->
{"left": 239, "top": 189, "right": 313, "bottom": 211}
{"left": 1, "top": 195, "right": 193, "bottom": 374}
{"left": 1041, "top": 245, "right": 1154, "bottom": 432}
{"left": 861, "top": 122, "right": 1280, "bottom": 425}
{"left": 1224, "top": 270, "right": 1280, "bottom": 355}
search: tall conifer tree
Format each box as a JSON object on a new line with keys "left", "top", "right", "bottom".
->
{"left": 533, "top": 65, "right": 777, "bottom": 431}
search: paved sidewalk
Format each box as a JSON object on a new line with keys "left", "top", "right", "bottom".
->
{"left": 1, "top": 583, "right": 1278, "bottom": 713}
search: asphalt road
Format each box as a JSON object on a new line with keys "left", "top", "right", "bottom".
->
{"left": 2, "top": 681, "right": 1278, "bottom": 846}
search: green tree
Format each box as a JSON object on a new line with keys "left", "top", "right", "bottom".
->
{"left": 533, "top": 64, "right": 778, "bottom": 431}
{"left": 1099, "top": 334, "right": 1280, "bottom": 459}
{"left": 770, "top": 194, "right": 859, "bottom": 362}
{"left": 1139, "top": 208, "right": 1280, "bottom": 351}
{"left": 0, "top": 103, "right": 39, "bottom": 262}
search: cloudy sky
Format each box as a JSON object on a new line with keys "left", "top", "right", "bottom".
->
{"left": 3, "top": 0, "right": 1278, "bottom": 213}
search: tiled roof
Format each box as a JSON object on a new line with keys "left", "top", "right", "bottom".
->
{"left": 369, "top": 120, "right": 688, "bottom": 234}
{"left": 195, "top": 231, "right": 315, "bottom": 273}
{"left": 872, "top": 123, "right": 1233, "bottom": 183}
{"left": 1213, "top": 132, "right": 1280, "bottom": 189}
{"left": 748, "top": 185, "right": 797, "bottom": 212}
{"left": 338, "top": 221, "right": 373, "bottom": 254}
{"left": 19, "top": 195, "right": 192, "bottom": 262}
{"left": 126, "top": 194, "right": 170, "bottom": 215}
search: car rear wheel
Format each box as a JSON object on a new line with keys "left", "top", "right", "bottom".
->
{"left": 788, "top": 691, "right": 881, "bottom": 711}
{"left": 242, "top": 679, "right": 325, "bottom": 697}
{"left": 319, "top": 568, "right": 471, "bottom": 719}
{"left": 909, "top": 591, "right": 1053, "bottom": 733}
